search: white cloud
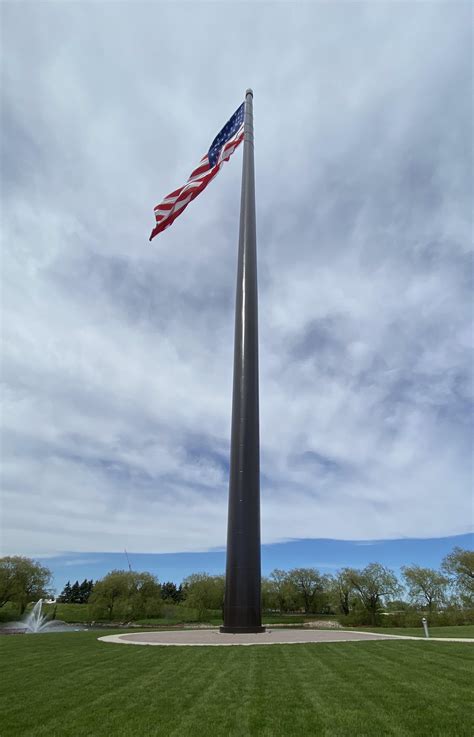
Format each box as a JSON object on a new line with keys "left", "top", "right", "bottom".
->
{"left": 1, "top": 3, "right": 472, "bottom": 556}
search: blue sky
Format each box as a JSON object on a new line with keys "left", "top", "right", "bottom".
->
{"left": 1, "top": 4, "right": 472, "bottom": 571}
{"left": 44, "top": 534, "right": 472, "bottom": 595}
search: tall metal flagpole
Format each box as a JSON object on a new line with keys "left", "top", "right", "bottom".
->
{"left": 221, "top": 89, "right": 264, "bottom": 634}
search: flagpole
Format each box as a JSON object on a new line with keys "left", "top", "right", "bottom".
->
{"left": 221, "top": 89, "right": 264, "bottom": 633}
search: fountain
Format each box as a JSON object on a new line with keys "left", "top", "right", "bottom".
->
{"left": 1, "top": 599, "right": 86, "bottom": 633}
{"left": 23, "top": 599, "right": 56, "bottom": 632}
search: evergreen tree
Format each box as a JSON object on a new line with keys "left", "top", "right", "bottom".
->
{"left": 79, "top": 579, "right": 91, "bottom": 603}
{"left": 87, "top": 579, "right": 94, "bottom": 601}
{"left": 58, "top": 581, "right": 72, "bottom": 603}
{"left": 161, "top": 581, "right": 178, "bottom": 602}
{"left": 70, "top": 580, "right": 81, "bottom": 603}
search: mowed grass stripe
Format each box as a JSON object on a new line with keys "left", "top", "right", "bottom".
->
{"left": 165, "top": 649, "right": 246, "bottom": 737}
{"left": 282, "top": 646, "right": 359, "bottom": 735}
{"left": 1, "top": 632, "right": 472, "bottom": 737}
{"left": 302, "top": 644, "right": 408, "bottom": 736}
{"left": 329, "top": 643, "right": 462, "bottom": 735}
{"left": 299, "top": 644, "right": 418, "bottom": 736}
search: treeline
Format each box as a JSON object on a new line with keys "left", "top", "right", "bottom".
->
{"left": 58, "top": 579, "right": 94, "bottom": 604}
{"left": 1, "top": 547, "right": 472, "bottom": 625}
{"left": 57, "top": 577, "right": 186, "bottom": 607}
{"left": 262, "top": 547, "right": 474, "bottom": 623}
{"left": 86, "top": 571, "right": 222, "bottom": 621}
{"left": 261, "top": 556, "right": 472, "bottom": 626}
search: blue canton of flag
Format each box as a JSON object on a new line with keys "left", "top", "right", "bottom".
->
{"left": 207, "top": 103, "right": 245, "bottom": 167}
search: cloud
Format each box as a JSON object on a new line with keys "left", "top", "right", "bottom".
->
{"left": 62, "top": 558, "right": 101, "bottom": 568}
{"left": 1, "top": 3, "right": 472, "bottom": 556}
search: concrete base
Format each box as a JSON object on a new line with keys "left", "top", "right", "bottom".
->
{"left": 220, "top": 626, "right": 266, "bottom": 634}
{"left": 97, "top": 628, "right": 427, "bottom": 648}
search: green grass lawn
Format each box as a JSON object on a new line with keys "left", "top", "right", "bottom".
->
{"left": 1, "top": 602, "right": 338, "bottom": 628}
{"left": 52, "top": 603, "right": 93, "bottom": 623}
{"left": 0, "top": 631, "right": 472, "bottom": 737}
{"left": 361, "top": 625, "right": 474, "bottom": 639}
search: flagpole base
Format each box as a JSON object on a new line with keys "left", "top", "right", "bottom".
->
{"left": 219, "top": 626, "right": 266, "bottom": 634}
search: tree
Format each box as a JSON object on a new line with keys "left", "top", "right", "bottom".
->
{"left": 348, "top": 563, "right": 401, "bottom": 625}
{"left": 181, "top": 573, "right": 225, "bottom": 620}
{"left": 442, "top": 547, "right": 474, "bottom": 607}
{"left": 70, "top": 581, "right": 81, "bottom": 603}
{"left": 0, "top": 559, "right": 19, "bottom": 608}
{"left": 261, "top": 576, "right": 275, "bottom": 611}
{"left": 267, "top": 569, "right": 296, "bottom": 612}
{"left": 89, "top": 571, "right": 126, "bottom": 620}
{"left": 286, "top": 568, "right": 326, "bottom": 613}
{"left": 329, "top": 569, "right": 356, "bottom": 616}
{"left": 89, "top": 570, "right": 161, "bottom": 621}
{"left": 161, "top": 581, "right": 181, "bottom": 603}
{"left": 401, "top": 565, "right": 449, "bottom": 612}
{"left": 78, "top": 579, "right": 94, "bottom": 604}
{"left": 58, "top": 581, "right": 72, "bottom": 603}
{"left": 0, "top": 556, "right": 52, "bottom": 614}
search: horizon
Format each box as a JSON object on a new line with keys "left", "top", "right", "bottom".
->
{"left": 37, "top": 533, "right": 472, "bottom": 595}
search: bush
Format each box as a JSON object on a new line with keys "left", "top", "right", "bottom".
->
{"left": 338, "top": 607, "right": 474, "bottom": 628}
{"left": 338, "top": 610, "right": 382, "bottom": 627}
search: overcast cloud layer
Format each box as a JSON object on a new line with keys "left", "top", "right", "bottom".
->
{"left": 1, "top": 3, "right": 472, "bottom": 557}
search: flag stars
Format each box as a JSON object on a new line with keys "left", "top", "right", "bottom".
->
{"left": 206, "top": 102, "right": 245, "bottom": 167}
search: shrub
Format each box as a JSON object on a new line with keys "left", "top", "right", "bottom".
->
{"left": 338, "top": 610, "right": 382, "bottom": 627}
{"left": 338, "top": 607, "right": 474, "bottom": 628}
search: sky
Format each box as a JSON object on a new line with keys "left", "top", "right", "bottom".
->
{"left": 1, "top": 3, "right": 472, "bottom": 589}
{"left": 40, "top": 534, "right": 472, "bottom": 595}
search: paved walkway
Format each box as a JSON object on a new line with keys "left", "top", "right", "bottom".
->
{"left": 97, "top": 629, "right": 473, "bottom": 647}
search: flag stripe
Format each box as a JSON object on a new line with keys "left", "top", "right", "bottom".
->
{"left": 150, "top": 106, "right": 244, "bottom": 241}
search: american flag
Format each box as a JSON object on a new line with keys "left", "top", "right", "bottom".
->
{"left": 149, "top": 102, "right": 245, "bottom": 241}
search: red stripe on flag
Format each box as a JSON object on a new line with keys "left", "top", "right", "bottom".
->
{"left": 149, "top": 126, "right": 243, "bottom": 241}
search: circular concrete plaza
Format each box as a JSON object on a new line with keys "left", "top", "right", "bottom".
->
{"left": 97, "top": 628, "right": 452, "bottom": 647}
